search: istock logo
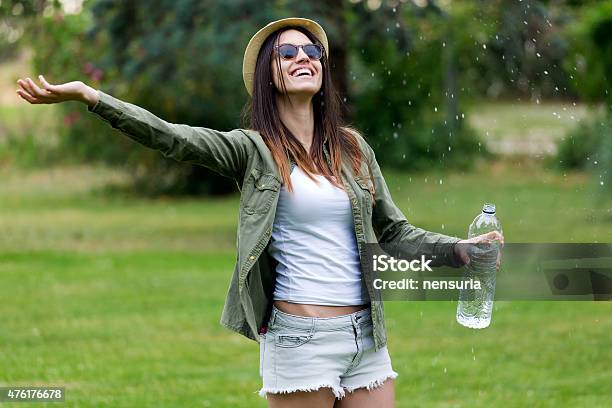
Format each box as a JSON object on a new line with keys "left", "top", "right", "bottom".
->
{"left": 372, "top": 254, "right": 433, "bottom": 272}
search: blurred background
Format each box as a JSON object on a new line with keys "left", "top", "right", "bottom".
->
{"left": 0, "top": 0, "right": 610, "bottom": 406}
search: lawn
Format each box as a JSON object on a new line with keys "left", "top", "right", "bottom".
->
{"left": 465, "top": 99, "right": 603, "bottom": 156}
{"left": 1, "top": 154, "right": 610, "bottom": 407}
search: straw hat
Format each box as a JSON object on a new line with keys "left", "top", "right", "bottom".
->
{"left": 242, "top": 17, "right": 329, "bottom": 96}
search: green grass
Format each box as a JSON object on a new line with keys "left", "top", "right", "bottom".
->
{"left": 465, "top": 100, "right": 604, "bottom": 156}
{"left": 466, "top": 100, "right": 595, "bottom": 142}
{"left": 0, "top": 159, "right": 610, "bottom": 407}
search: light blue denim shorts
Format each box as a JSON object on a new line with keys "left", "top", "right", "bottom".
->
{"left": 257, "top": 304, "right": 399, "bottom": 400}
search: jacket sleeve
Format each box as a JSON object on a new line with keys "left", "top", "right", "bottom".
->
{"left": 87, "top": 89, "right": 250, "bottom": 181}
{"left": 360, "top": 138, "right": 465, "bottom": 268}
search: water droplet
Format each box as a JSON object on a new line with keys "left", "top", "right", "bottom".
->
{"left": 434, "top": 106, "right": 438, "bottom": 112}
{"left": 544, "top": 70, "right": 549, "bottom": 75}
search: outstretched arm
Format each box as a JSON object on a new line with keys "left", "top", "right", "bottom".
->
{"left": 16, "top": 75, "right": 249, "bottom": 181}
{"left": 355, "top": 134, "right": 504, "bottom": 269}
{"left": 86, "top": 89, "right": 249, "bottom": 181}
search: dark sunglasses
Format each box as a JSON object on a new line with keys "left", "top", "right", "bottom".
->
{"left": 273, "top": 43, "right": 323, "bottom": 61}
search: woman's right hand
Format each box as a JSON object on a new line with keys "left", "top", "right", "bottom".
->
{"left": 16, "top": 75, "right": 98, "bottom": 107}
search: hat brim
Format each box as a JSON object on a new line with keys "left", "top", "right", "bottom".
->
{"left": 242, "top": 17, "right": 329, "bottom": 97}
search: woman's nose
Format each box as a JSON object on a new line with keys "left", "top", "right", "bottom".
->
{"left": 295, "top": 47, "right": 310, "bottom": 63}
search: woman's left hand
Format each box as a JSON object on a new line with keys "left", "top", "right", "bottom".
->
{"left": 454, "top": 231, "right": 505, "bottom": 271}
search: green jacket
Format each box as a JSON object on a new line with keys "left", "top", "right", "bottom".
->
{"left": 87, "top": 89, "right": 464, "bottom": 351}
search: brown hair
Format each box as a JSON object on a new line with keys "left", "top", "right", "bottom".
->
{"left": 240, "top": 25, "right": 375, "bottom": 201}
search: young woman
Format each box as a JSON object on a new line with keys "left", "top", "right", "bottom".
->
{"left": 16, "top": 17, "right": 503, "bottom": 408}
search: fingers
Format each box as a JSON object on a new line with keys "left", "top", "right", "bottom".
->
{"left": 492, "top": 230, "right": 504, "bottom": 246}
{"left": 39, "top": 75, "right": 57, "bottom": 93}
{"left": 16, "top": 79, "right": 37, "bottom": 103}
{"left": 26, "top": 77, "right": 50, "bottom": 98}
{"left": 16, "top": 77, "right": 52, "bottom": 104}
{"left": 16, "top": 89, "right": 36, "bottom": 103}
{"left": 17, "top": 78, "right": 34, "bottom": 96}
{"left": 16, "top": 83, "right": 41, "bottom": 104}
{"left": 483, "top": 230, "right": 504, "bottom": 247}
{"left": 22, "top": 77, "right": 37, "bottom": 96}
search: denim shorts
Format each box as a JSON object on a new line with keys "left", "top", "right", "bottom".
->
{"left": 257, "top": 304, "right": 399, "bottom": 400}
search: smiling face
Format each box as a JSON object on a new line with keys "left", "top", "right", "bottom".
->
{"left": 271, "top": 29, "right": 323, "bottom": 97}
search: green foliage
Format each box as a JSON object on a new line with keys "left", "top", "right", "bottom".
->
{"left": 463, "top": 0, "right": 576, "bottom": 100}
{"left": 0, "top": 0, "right": 60, "bottom": 61}
{"left": 347, "top": 1, "right": 485, "bottom": 170}
{"left": 556, "top": 114, "right": 612, "bottom": 199}
{"left": 557, "top": 0, "right": 612, "bottom": 197}
{"left": 556, "top": 114, "right": 605, "bottom": 170}
{"left": 563, "top": 0, "right": 612, "bottom": 108}
{"left": 21, "top": 0, "right": 608, "bottom": 193}
{"left": 27, "top": 1, "right": 285, "bottom": 195}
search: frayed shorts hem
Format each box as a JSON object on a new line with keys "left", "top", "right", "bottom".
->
{"left": 256, "top": 371, "right": 398, "bottom": 400}
{"left": 342, "top": 371, "right": 398, "bottom": 396}
{"left": 257, "top": 383, "right": 346, "bottom": 399}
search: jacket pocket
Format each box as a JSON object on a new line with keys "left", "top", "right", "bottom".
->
{"left": 244, "top": 168, "right": 281, "bottom": 215}
{"left": 354, "top": 176, "right": 374, "bottom": 214}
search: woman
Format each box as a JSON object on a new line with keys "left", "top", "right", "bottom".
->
{"left": 16, "top": 17, "right": 503, "bottom": 408}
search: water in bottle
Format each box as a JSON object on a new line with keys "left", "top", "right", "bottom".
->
{"left": 456, "top": 203, "right": 503, "bottom": 329}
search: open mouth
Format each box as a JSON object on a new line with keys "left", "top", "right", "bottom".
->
{"left": 290, "top": 67, "right": 314, "bottom": 78}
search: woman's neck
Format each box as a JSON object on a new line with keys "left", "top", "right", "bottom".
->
{"left": 276, "top": 94, "right": 315, "bottom": 152}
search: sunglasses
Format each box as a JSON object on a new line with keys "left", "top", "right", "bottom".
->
{"left": 273, "top": 43, "right": 323, "bottom": 61}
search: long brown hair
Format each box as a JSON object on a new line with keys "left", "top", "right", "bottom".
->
{"left": 240, "top": 25, "right": 375, "bottom": 199}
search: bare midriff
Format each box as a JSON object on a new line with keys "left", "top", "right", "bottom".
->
{"left": 273, "top": 300, "right": 370, "bottom": 317}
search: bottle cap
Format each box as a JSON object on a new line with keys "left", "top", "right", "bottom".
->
{"left": 482, "top": 203, "right": 496, "bottom": 214}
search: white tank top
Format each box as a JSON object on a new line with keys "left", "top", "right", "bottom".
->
{"left": 268, "top": 165, "right": 369, "bottom": 306}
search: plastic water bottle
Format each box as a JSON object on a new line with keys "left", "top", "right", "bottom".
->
{"left": 456, "top": 203, "right": 503, "bottom": 329}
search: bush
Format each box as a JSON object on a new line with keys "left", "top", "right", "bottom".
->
{"left": 556, "top": 112, "right": 606, "bottom": 170}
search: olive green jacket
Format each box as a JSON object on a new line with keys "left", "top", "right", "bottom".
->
{"left": 87, "top": 89, "right": 464, "bottom": 351}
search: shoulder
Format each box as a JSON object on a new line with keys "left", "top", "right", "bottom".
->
{"left": 233, "top": 128, "right": 260, "bottom": 147}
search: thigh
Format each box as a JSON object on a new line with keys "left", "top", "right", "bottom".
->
{"left": 338, "top": 321, "right": 398, "bottom": 406}
{"left": 267, "top": 388, "right": 337, "bottom": 408}
{"left": 334, "top": 377, "right": 395, "bottom": 408}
